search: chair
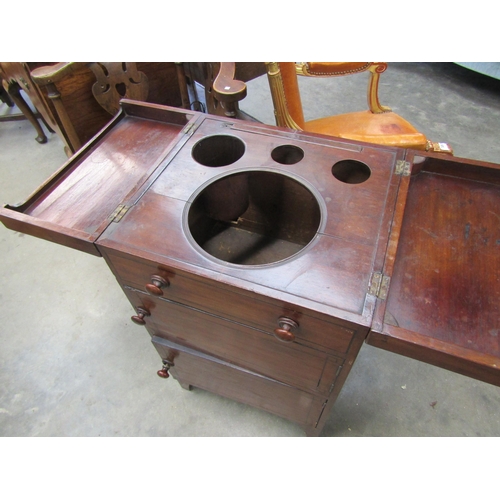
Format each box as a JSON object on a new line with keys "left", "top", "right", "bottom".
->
{"left": 30, "top": 62, "right": 189, "bottom": 155}
{"left": 187, "top": 62, "right": 267, "bottom": 119}
{"left": 265, "top": 62, "right": 452, "bottom": 153}
{"left": 0, "top": 62, "right": 55, "bottom": 144}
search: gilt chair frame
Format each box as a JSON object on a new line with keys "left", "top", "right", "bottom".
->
{"left": 266, "top": 62, "right": 392, "bottom": 131}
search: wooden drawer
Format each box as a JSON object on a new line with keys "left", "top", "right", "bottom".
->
{"left": 104, "top": 248, "right": 356, "bottom": 355}
{"left": 152, "top": 336, "right": 328, "bottom": 430}
{"left": 125, "top": 289, "right": 343, "bottom": 396}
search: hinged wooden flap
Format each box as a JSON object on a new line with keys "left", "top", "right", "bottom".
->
{"left": 0, "top": 101, "right": 198, "bottom": 255}
{"left": 368, "top": 151, "right": 500, "bottom": 387}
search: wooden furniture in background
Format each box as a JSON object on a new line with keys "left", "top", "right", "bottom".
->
{"left": 0, "top": 76, "right": 15, "bottom": 107}
{"left": 266, "top": 62, "right": 453, "bottom": 153}
{"left": 0, "top": 100, "right": 498, "bottom": 435}
{"left": 0, "top": 62, "right": 56, "bottom": 144}
{"left": 183, "top": 62, "right": 266, "bottom": 120}
{"left": 204, "top": 62, "right": 453, "bottom": 153}
{"left": 30, "top": 62, "right": 188, "bottom": 155}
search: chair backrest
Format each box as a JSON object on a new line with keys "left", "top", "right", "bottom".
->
{"left": 211, "top": 62, "right": 452, "bottom": 154}
{"left": 31, "top": 62, "right": 185, "bottom": 154}
{"left": 266, "top": 62, "right": 391, "bottom": 130}
{"left": 88, "top": 62, "right": 149, "bottom": 115}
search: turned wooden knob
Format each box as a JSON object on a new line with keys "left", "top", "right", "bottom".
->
{"left": 273, "top": 317, "right": 298, "bottom": 342}
{"left": 157, "top": 359, "right": 174, "bottom": 378}
{"left": 131, "top": 307, "right": 150, "bottom": 325}
{"left": 145, "top": 275, "right": 169, "bottom": 296}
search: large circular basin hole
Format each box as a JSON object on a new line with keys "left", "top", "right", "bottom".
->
{"left": 188, "top": 171, "right": 321, "bottom": 266}
{"left": 332, "top": 160, "right": 371, "bottom": 184}
{"left": 192, "top": 135, "right": 245, "bottom": 167}
{"left": 271, "top": 144, "right": 304, "bottom": 165}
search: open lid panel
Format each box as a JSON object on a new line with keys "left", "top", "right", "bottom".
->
{"left": 368, "top": 151, "right": 500, "bottom": 386}
{"left": 0, "top": 100, "right": 197, "bottom": 256}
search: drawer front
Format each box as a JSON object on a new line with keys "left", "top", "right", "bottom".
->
{"left": 152, "top": 336, "right": 327, "bottom": 429}
{"left": 126, "top": 289, "right": 342, "bottom": 396}
{"left": 104, "top": 249, "right": 356, "bottom": 354}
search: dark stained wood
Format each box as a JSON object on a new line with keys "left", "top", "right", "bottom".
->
{"left": 368, "top": 151, "right": 500, "bottom": 386}
{"left": 31, "top": 62, "right": 188, "bottom": 154}
{"left": 91, "top": 107, "right": 399, "bottom": 434}
{"left": 0, "top": 62, "right": 56, "bottom": 142}
{"left": 1, "top": 80, "right": 47, "bottom": 143}
{"left": 211, "top": 62, "right": 248, "bottom": 117}
{"left": 88, "top": 63, "right": 150, "bottom": 115}
{"left": 0, "top": 101, "right": 196, "bottom": 255}
{"left": 97, "top": 115, "right": 403, "bottom": 327}
{"left": 183, "top": 63, "right": 266, "bottom": 120}
{"left": 1, "top": 99, "right": 499, "bottom": 435}
{"left": 152, "top": 336, "right": 328, "bottom": 429}
{"left": 0, "top": 81, "right": 15, "bottom": 107}
{"left": 184, "top": 62, "right": 266, "bottom": 88}
{"left": 125, "top": 288, "right": 342, "bottom": 396}
{"left": 102, "top": 248, "right": 359, "bottom": 355}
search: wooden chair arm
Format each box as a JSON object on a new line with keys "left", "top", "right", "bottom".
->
{"left": 212, "top": 63, "right": 247, "bottom": 103}
{"left": 30, "top": 62, "right": 90, "bottom": 154}
{"left": 30, "top": 62, "right": 88, "bottom": 86}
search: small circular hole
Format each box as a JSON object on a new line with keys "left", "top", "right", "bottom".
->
{"left": 192, "top": 135, "right": 245, "bottom": 167}
{"left": 332, "top": 160, "right": 371, "bottom": 184}
{"left": 271, "top": 145, "right": 305, "bottom": 165}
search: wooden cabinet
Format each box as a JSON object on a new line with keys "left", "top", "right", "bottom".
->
{"left": 1, "top": 100, "right": 499, "bottom": 435}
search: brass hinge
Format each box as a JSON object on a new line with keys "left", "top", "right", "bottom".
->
{"left": 109, "top": 204, "right": 129, "bottom": 222}
{"left": 329, "top": 364, "right": 344, "bottom": 393}
{"left": 395, "top": 160, "right": 411, "bottom": 176}
{"left": 368, "top": 272, "right": 391, "bottom": 300}
{"left": 183, "top": 122, "right": 196, "bottom": 135}
{"left": 314, "top": 400, "right": 329, "bottom": 429}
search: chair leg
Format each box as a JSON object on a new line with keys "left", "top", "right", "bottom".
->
{"left": 5, "top": 81, "right": 48, "bottom": 144}
{"left": 0, "top": 86, "right": 15, "bottom": 107}
{"left": 37, "top": 111, "right": 55, "bottom": 134}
